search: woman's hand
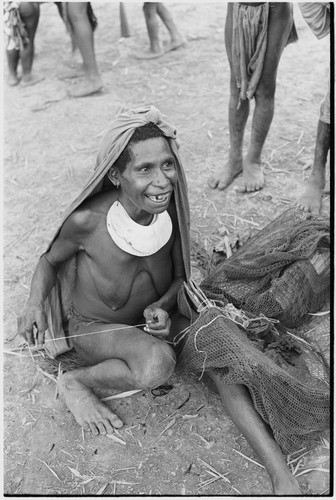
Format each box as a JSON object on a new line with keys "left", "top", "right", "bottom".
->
{"left": 17, "top": 302, "right": 48, "bottom": 347}
{"left": 143, "top": 305, "right": 171, "bottom": 340}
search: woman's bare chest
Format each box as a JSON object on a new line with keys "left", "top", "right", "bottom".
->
{"left": 77, "top": 235, "right": 173, "bottom": 309}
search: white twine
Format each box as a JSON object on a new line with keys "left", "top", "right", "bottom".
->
{"left": 7, "top": 322, "right": 177, "bottom": 364}
{"left": 43, "top": 323, "right": 147, "bottom": 343}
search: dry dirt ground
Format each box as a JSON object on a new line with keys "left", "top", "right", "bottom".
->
{"left": 3, "top": 2, "right": 331, "bottom": 496}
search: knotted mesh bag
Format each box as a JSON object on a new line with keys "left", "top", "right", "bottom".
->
{"left": 201, "top": 208, "right": 330, "bottom": 327}
{"left": 177, "top": 208, "right": 330, "bottom": 453}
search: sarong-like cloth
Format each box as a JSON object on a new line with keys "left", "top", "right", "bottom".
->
{"left": 231, "top": 2, "right": 298, "bottom": 102}
{"left": 43, "top": 106, "right": 191, "bottom": 358}
{"left": 3, "top": 2, "right": 29, "bottom": 51}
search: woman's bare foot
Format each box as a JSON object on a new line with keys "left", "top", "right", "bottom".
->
{"left": 208, "top": 158, "right": 243, "bottom": 190}
{"left": 21, "top": 73, "right": 44, "bottom": 87}
{"left": 297, "top": 181, "right": 323, "bottom": 214}
{"left": 7, "top": 73, "right": 20, "bottom": 86}
{"left": 237, "top": 160, "right": 264, "bottom": 192}
{"left": 67, "top": 77, "right": 104, "bottom": 98}
{"left": 58, "top": 371, "right": 123, "bottom": 435}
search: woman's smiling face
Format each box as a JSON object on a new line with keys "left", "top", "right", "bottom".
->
{"left": 116, "top": 137, "right": 178, "bottom": 224}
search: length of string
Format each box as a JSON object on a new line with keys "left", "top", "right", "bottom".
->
{"left": 43, "top": 323, "right": 147, "bottom": 343}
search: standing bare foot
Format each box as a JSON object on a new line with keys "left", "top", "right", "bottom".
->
{"left": 208, "top": 158, "right": 243, "bottom": 190}
{"left": 58, "top": 372, "right": 123, "bottom": 435}
{"left": 165, "top": 37, "right": 186, "bottom": 53}
{"left": 21, "top": 73, "right": 44, "bottom": 87}
{"left": 297, "top": 181, "right": 323, "bottom": 214}
{"left": 58, "top": 65, "right": 85, "bottom": 80}
{"left": 237, "top": 160, "right": 264, "bottom": 192}
{"left": 134, "top": 47, "right": 165, "bottom": 59}
{"left": 67, "top": 77, "right": 104, "bottom": 98}
{"left": 7, "top": 73, "right": 20, "bottom": 86}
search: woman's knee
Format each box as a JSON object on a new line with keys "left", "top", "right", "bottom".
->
{"left": 143, "top": 3, "right": 157, "bottom": 16}
{"left": 134, "top": 341, "right": 176, "bottom": 388}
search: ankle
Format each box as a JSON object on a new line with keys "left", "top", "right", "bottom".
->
{"left": 245, "top": 153, "right": 261, "bottom": 166}
{"left": 309, "top": 171, "right": 325, "bottom": 189}
{"left": 228, "top": 151, "right": 243, "bottom": 164}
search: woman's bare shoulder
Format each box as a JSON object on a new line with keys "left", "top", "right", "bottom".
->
{"left": 65, "top": 190, "right": 117, "bottom": 233}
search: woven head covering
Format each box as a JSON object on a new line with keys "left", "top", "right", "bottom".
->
{"left": 44, "top": 106, "right": 190, "bottom": 357}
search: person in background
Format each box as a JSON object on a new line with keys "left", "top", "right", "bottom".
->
{"left": 208, "top": 3, "right": 298, "bottom": 192}
{"left": 297, "top": 3, "right": 331, "bottom": 214}
{"left": 56, "top": 2, "right": 104, "bottom": 97}
{"left": 4, "top": 2, "right": 43, "bottom": 86}
{"left": 135, "top": 2, "right": 185, "bottom": 60}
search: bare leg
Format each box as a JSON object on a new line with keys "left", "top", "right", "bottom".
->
{"left": 209, "top": 371, "right": 301, "bottom": 495}
{"left": 6, "top": 49, "right": 20, "bottom": 86}
{"left": 209, "top": 5, "right": 249, "bottom": 190}
{"left": 19, "top": 2, "right": 44, "bottom": 86}
{"left": 239, "top": 3, "right": 294, "bottom": 192}
{"left": 66, "top": 2, "right": 103, "bottom": 97}
{"left": 135, "top": 3, "right": 165, "bottom": 59}
{"left": 55, "top": 2, "right": 82, "bottom": 70}
{"left": 58, "top": 320, "right": 176, "bottom": 435}
{"left": 69, "top": 36, "right": 82, "bottom": 67}
{"left": 156, "top": 3, "right": 185, "bottom": 51}
{"left": 297, "top": 120, "right": 330, "bottom": 214}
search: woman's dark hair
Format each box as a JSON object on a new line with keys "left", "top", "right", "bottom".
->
{"left": 113, "top": 123, "right": 167, "bottom": 173}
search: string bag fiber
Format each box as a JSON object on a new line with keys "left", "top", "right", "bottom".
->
{"left": 177, "top": 208, "right": 330, "bottom": 453}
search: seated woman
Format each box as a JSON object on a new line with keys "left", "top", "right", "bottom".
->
{"left": 18, "top": 105, "right": 300, "bottom": 495}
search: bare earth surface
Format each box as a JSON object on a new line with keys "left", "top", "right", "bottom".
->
{"left": 3, "top": 3, "right": 330, "bottom": 496}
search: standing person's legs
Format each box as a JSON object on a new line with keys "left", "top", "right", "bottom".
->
{"left": 6, "top": 49, "right": 20, "bottom": 86}
{"left": 143, "top": 3, "right": 161, "bottom": 53}
{"left": 209, "top": 371, "right": 301, "bottom": 495}
{"left": 135, "top": 3, "right": 164, "bottom": 59}
{"left": 208, "top": 3, "right": 250, "bottom": 190}
{"left": 297, "top": 120, "right": 330, "bottom": 213}
{"left": 66, "top": 2, "right": 103, "bottom": 97}
{"left": 18, "top": 2, "right": 43, "bottom": 86}
{"left": 156, "top": 3, "right": 184, "bottom": 51}
{"left": 241, "top": 2, "right": 294, "bottom": 192}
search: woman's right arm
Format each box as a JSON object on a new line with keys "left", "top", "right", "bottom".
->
{"left": 17, "top": 209, "right": 92, "bottom": 346}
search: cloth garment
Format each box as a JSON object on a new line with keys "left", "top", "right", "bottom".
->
{"left": 43, "top": 106, "right": 190, "bottom": 358}
{"left": 106, "top": 201, "right": 173, "bottom": 257}
{"left": 3, "top": 2, "right": 29, "bottom": 51}
{"left": 231, "top": 2, "right": 298, "bottom": 102}
{"left": 298, "top": 3, "right": 330, "bottom": 39}
{"left": 232, "top": 2, "right": 269, "bottom": 101}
